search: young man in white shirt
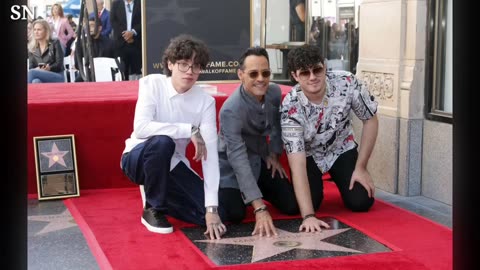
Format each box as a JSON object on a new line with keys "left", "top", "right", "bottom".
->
{"left": 120, "top": 34, "right": 226, "bottom": 239}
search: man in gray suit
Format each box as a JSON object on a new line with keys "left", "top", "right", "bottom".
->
{"left": 218, "top": 47, "right": 299, "bottom": 237}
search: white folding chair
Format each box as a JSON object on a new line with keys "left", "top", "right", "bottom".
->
{"left": 93, "top": 57, "right": 122, "bottom": 82}
{"left": 63, "top": 55, "right": 77, "bottom": 83}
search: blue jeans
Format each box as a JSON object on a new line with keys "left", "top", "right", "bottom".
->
{"left": 121, "top": 135, "right": 224, "bottom": 226}
{"left": 28, "top": 69, "right": 64, "bottom": 83}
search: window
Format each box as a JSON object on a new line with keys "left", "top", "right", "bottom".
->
{"left": 259, "top": 0, "right": 361, "bottom": 83}
{"left": 425, "top": 0, "right": 452, "bottom": 123}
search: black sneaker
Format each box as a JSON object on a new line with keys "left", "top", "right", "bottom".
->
{"left": 141, "top": 208, "right": 173, "bottom": 234}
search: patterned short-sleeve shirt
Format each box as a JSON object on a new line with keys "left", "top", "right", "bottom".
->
{"left": 280, "top": 70, "right": 377, "bottom": 173}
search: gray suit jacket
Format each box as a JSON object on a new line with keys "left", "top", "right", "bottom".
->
{"left": 218, "top": 83, "right": 283, "bottom": 204}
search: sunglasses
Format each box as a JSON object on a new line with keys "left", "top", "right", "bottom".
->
{"left": 245, "top": 70, "right": 271, "bottom": 79}
{"left": 297, "top": 66, "right": 325, "bottom": 79}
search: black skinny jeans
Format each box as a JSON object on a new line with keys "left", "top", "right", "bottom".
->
{"left": 121, "top": 135, "right": 218, "bottom": 226}
{"left": 219, "top": 160, "right": 300, "bottom": 223}
{"left": 306, "top": 147, "right": 375, "bottom": 212}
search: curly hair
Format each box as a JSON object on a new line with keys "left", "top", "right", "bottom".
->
{"left": 161, "top": 34, "right": 210, "bottom": 76}
{"left": 287, "top": 45, "right": 325, "bottom": 81}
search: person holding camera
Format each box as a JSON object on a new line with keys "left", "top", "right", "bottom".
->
{"left": 73, "top": 18, "right": 115, "bottom": 82}
{"left": 28, "top": 19, "right": 64, "bottom": 83}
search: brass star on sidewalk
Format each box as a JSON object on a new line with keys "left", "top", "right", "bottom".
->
{"left": 28, "top": 209, "right": 77, "bottom": 236}
{"left": 196, "top": 228, "right": 362, "bottom": 262}
{"left": 41, "top": 142, "right": 69, "bottom": 168}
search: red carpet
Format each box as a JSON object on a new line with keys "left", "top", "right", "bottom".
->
{"left": 64, "top": 181, "right": 451, "bottom": 270}
{"left": 27, "top": 81, "right": 302, "bottom": 195}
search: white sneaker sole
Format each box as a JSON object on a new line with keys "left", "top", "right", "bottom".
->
{"left": 141, "top": 217, "right": 173, "bottom": 234}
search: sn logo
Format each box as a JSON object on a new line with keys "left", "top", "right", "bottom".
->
{"left": 10, "top": 5, "right": 36, "bottom": 21}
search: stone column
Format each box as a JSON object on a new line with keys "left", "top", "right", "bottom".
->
{"left": 354, "top": 0, "right": 426, "bottom": 196}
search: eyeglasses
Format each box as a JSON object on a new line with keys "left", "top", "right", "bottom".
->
{"left": 244, "top": 70, "right": 271, "bottom": 79}
{"left": 177, "top": 62, "right": 202, "bottom": 74}
{"left": 127, "top": 3, "right": 132, "bottom": 13}
{"left": 297, "top": 66, "right": 325, "bottom": 80}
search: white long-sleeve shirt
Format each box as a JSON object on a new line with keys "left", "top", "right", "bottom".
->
{"left": 122, "top": 74, "right": 220, "bottom": 207}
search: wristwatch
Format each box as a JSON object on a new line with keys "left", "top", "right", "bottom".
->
{"left": 191, "top": 125, "right": 200, "bottom": 136}
{"left": 206, "top": 206, "right": 218, "bottom": 214}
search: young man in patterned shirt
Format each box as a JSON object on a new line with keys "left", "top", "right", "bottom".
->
{"left": 281, "top": 45, "right": 379, "bottom": 233}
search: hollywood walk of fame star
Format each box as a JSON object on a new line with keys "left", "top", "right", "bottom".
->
{"left": 41, "top": 142, "right": 69, "bottom": 168}
{"left": 28, "top": 209, "right": 77, "bottom": 236}
{"left": 147, "top": 0, "right": 199, "bottom": 26}
{"left": 196, "top": 228, "right": 362, "bottom": 262}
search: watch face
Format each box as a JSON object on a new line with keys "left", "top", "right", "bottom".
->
{"left": 192, "top": 125, "right": 199, "bottom": 133}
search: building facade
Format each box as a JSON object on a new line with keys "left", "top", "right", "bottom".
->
{"left": 354, "top": 0, "right": 451, "bottom": 205}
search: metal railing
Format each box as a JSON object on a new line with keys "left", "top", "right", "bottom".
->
{"left": 74, "top": 0, "right": 99, "bottom": 82}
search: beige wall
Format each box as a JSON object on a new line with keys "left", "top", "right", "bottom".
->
{"left": 422, "top": 120, "right": 452, "bottom": 205}
{"left": 356, "top": 0, "right": 452, "bottom": 205}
